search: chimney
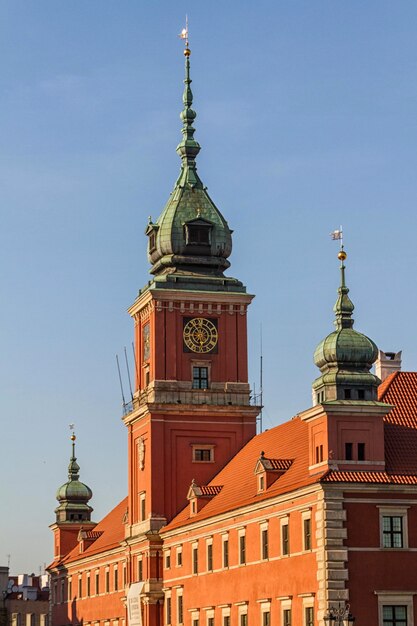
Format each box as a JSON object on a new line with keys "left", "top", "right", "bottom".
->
{"left": 375, "top": 350, "right": 402, "bottom": 382}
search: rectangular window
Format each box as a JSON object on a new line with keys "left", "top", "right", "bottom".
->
{"left": 207, "top": 543, "right": 213, "bottom": 571}
{"left": 240, "top": 615, "right": 247, "bottom": 626}
{"left": 192, "top": 367, "right": 209, "bottom": 390}
{"left": 178, "top": 596, "right": 183, "bottom": 624}
{"left": 283, "top": 609, "right": 292, "bottom": 626}
{"left": 138, "top": 559, "right": 143, "bottom": 581}
{"left": 105, "top": 570, "right": 109, "bottom": 593}
{"left": 358, "top": 442, "right": 366, "bottom": 461}
{"left": 262, "top": 613, "right": 270, "bottom": 626}
{"left": 78, "top": 577, "right": 82, "bottom": 599}
{"left": 165, "top": 553, "right": 171, "bottom": 569}
{"left": 345, "top": 442, "right": 353, "bottom": 460}
{"left": 114, "top": 567, "right": 118, "bottom": 591}
{"left": 123, "top": 564, "right": 127, "bottom": 587}
{"left": 358, "top": 389, "right": 365, "bottom": 400}
{"left": 304, "top": 518, "right": 312, "bottom": 551}
{"left": 95, "top": 572, "right": 99, "bottom": 595}
{"left": 166, "top": 597, "right": 172, "bottom": 625}
{"left": 239, "top": 535, "right": 246, "bottom": 565}
{"left": 223, "top": 618, "right": 230, "bottom": 626}
{"left": 193, "top": 546, "right": 198, "bottom": 574}
{"left": 68, "top": 580, "right": 72, "bottom": 601}
{"left": 86, "top": 576, "right": 90, "bottom": 597}
{"left": 305, "top": 607, "right": 314, "bottom": 626}
{"left": 383, "top": 516, "right": 404, "bottom": 548}
{"left": 208, "top": 618, "right": 214, "bottom": 626}
{"left": 315, "top": 445, "right": 324, "bottom": 464}
{"left": 193, "top": 448, "right": 213, "bottom": 462}
{"left": 177, "top": 547, "right": 183, "bottom": 567}
{"left": 223, "top": 539, "right": 229, "bottom": 568}
{"left": 383, "top": 605, "right": 407, "bottom": 625}
{"left": 282, "top": 522, "right": 289, "bottom": 555}
{"left": 261, "top": 529, "right": 269, "bottom": 560}
{"left": 344, "top": 388, "right": 352, "bottom": 399}
{"left": 193, "top": 620, "right": 199, "bottom": 626}
{"left": 140, "top": 494, "right": 146, "bottom": 521}
{"left": 259, "top": 475, "right": 265, "bottom": 491}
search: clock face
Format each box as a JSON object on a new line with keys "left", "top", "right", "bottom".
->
{"left": 143, "top": 323, "right": 150, "bottom": 362}
{"left": 183, "top": 317, "right": 218, "bottom": 354}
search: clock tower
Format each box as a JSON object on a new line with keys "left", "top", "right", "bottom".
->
{"left": 122, "top": 43, "right": 259, "bottom": 615}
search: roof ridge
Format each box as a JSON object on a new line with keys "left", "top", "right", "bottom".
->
{"left": 378, "top": 370, "right": 399, "bottom": 400}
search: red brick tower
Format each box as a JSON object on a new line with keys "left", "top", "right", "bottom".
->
{"left": 122, "top": 34, "right": 260, "bottom": 623}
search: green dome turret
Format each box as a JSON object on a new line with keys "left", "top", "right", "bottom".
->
{"left": 55, "top": 434, "right": 93, "bottom": 524}
{"left": 143, "top": 34, "right": 244, "bottom": 295}
{"left": 312, "top": 249, "right": 380, "bottom": 404}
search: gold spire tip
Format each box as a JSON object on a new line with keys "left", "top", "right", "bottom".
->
{"left": 70, "top": 434, "right": 76, "bottom": 441}
{"left": 338, "top": 249, "right": 347, "bottom": 261}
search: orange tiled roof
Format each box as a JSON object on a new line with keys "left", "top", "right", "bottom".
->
{"left": 199, "top": 485, "right": 223, "bottom": 496}
{"left": 379, "top": 371, "right": 417, "bottom": 474}
{"left": 54, "top": 498, "right": 128, "bottom": 567}
{"left": 265, "top": 458, "right": 293, "bottom": 471}
{"left": 83, "top": 530, "right": 103, "bottom": 540}
{"left": 322, "top": 470, "right": 417, "bottom": 484}
{"left": 163, "top": 416, "right": 325, "bottom": 533}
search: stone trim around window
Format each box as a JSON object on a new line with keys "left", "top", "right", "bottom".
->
{"left": 375, "top": 591, "right": 416, "bottom": 626}
{"left": 378, "top": 506, "right": 410, "bottom": 549}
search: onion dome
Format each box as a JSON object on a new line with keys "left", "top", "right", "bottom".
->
{"left": 312, "top": 248, "right": 380, "bottom": 404}
{"left": 55, "top": 434, "right": 93, "bottom": 523}
{"left": 144, "top": 38, "right": 244, "bottom": 294}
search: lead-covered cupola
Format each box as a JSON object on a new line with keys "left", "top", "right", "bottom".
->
{"left": 312, "top": 248, "right": 380, "bottom": 404}
{"left": 55, "top": 434, "right": 93, "bottom": 523}
{"left": 145, "top": 38, "right": 241, "bottom": 292}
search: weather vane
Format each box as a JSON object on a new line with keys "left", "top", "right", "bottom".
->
{"left": 179, "top": 15, "right": 189, "bottom": 51}
{"left": 69, "top": 423, "right": 76, "bottom": 441}
{"left": 330, "top": 226, "right": 347, "bottom": 263}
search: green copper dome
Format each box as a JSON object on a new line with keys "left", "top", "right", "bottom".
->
{"left": 312, "top": 250, "right": 380, "bottom": 403}
{"left": 143, "top": 43, "right": 244, "bottom": 295}
{"left": 55, "top": 436, "right": 93, "bottom": 523}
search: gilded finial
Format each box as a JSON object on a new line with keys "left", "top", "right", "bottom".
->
{"left": 69, "top": 423, "right": 76, "bottom": 441}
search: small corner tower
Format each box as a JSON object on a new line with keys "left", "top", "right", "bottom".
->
{"left": 50, "top": 433, "right": 95, "bottom": 561}
{"left": 312, "top": 247, "right": 380, "bottom": 404}
{"left": 124, "top": 34, "right": 260, "bottom": 540}
{"left": 301, "top": 248, "right": 391, "bottom": 473}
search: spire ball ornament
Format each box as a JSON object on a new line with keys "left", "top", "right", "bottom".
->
{"left": 338, "top": 249, "right": 347, "bottom": 261}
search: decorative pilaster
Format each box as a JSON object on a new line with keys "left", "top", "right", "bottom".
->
{"left": 315, "top": 487, "right": 348, "bottom": 624}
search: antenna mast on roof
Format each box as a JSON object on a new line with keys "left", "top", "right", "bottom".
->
{"left": 124, "top": 346, "right": 134, "bottom": 401}
{"left": 259, "top": 324, "right": 263, "bottom": 433}
{"left": 116, "top": 354, "right": 126, "bottom": 408}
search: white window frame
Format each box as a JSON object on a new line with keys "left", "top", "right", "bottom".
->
{"left": 237, "top": 604, "right": 248, "bottom": 626}
{"left": 259, "top": 601, "right": 271, "bottom": 626}
{"left": 260, "top": 522, "right": 269, "bottom": 561}
{"left": 280, "top": 516, "right": 290, "bottom": 556}
{"left": 302, "top": 510, "right": 312, "bottom": 552}
{"left": 376, "top": 592, "right": 414, "bottom": 626}
{"left": 378, "top": 506, "right": 409, "bottom": 549}
{"left": 139, "top": 492, "right": 146, "bottom": 521}
{"left": 192, "top": 444, "right": 215, "bottom": 463}
{"left": 206, "top": 538, "right": 213, "bottom": 572}
{"left": 281, "top": 598, "right": 292, "bottom": 626}
{"left": 164, "top": 549, "right": 171, "bottom": 569}
{"left": 176, "top": 545, "right": 183, "bottom": 567}
{"left": 165, "top": 591, "right": 172, "bottom": 626}
{"left": 301, "top": 596, "right": 315, "bottom": 626}
{"left": 222, "top": 533, "right": 229, "bottom": 569}
{"left": 177, "top": 588, "right": 184, "bottom": 625}
{"left": 238, "top": 528, "right": 246, "bottom": 566}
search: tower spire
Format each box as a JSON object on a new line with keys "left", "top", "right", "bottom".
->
{"left": 333, "top": 247, "right": 354, "bottom": 331}
{"left": 176, "top": 19, "right": 202, "bottom": 189}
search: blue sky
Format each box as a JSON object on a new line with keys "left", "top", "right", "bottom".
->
{"left": 1, "top": 1, "right": 417, "bottom": 573}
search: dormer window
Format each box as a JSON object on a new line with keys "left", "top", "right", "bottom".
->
{"left": 149, "top": 232, "right": 156, "bottom": 252}
{"left": 184, "top": 218, "right": 213, "bottom": 248}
